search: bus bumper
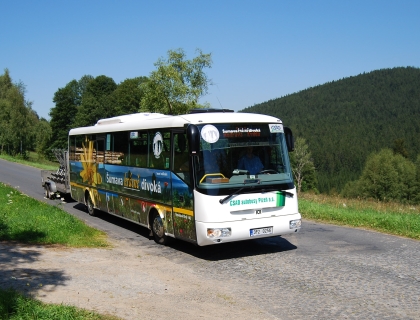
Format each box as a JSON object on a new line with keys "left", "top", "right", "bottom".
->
{"left": 195, "top": 213, "right": 301, "bottom": 246}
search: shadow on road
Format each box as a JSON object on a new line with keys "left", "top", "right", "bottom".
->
{"left": 0, "top": 243, "right": 69, "bottom": 295}
{"left": 169, "top": 236, "right": 298, "bottom": 261}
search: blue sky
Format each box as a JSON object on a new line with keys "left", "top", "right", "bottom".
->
{"left": 1, "top": 0, "right": 419, "bottom": 120}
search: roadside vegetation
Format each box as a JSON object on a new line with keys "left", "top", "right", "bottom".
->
{"left": 0, "top": 182, "right": 108, "bottom": 247}
{"left": 0, "top": 151, "right": 58, "bottom": 170}
{"left": 0, "top": 288, "right": 120, "bottom": 320}
{"left": 300, "top": 192, "right": 420, "bottom": 240}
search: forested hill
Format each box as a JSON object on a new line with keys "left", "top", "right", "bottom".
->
{"left": 241, "top": 67, "right": 420, "bottom": 193}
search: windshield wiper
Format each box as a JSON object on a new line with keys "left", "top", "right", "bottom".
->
{"left": 219, "top": 186, "right": 252, "bottom": 204}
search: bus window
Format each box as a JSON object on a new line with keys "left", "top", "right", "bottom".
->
{"left": 69, "top": 135, "right": 83, "bottom": 161}
{"left": 150, "top": 130, "right": 171, "bottom": 169}
{"left": 96, "top": 137, "right": 105, "bottom": 164}
{"left": 110, "top": 132, "right": 128, "bottom": 165}
{"left": 129, "top": 131, "right": 148, "bottom": 167}
{"left": 104, "top": 134, "right": 113, "bottom": 164}
{"left": 174, "top": 132, "right": 189, "bottom": 182}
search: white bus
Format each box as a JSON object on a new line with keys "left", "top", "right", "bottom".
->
{"left": 68, "top": 109, "right": 301, "bottom": 246}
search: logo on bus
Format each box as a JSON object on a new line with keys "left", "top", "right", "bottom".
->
{"left": 201, "top": 125, "right": 220, "bottom": 143}
{"left": 153, "top": 132, "right": 163, "bottom": 158}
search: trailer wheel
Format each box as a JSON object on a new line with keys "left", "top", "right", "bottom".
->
{"left": 86, "top": 193, "right": 96, "bottom": 216}
{"left": 44, "top": 185, "right": 51, "bottom": 199}
{"left": 151, "top": 210, "right": 168, "bottom": 245}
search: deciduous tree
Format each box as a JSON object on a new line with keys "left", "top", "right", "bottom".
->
{"left": 140, "top": 48, "right": 212, "bottom": 115}
{"left": 0, "top": 69, "right": 33, "bottom": 156}
{"left": 112, "top": 76, "right": 148, "bottom": 115}
{"left": 73, "top": 75, "right": 117, "bottom": 127}
{"left": 290, "top": 137, "right": 317, "bottom": 193}
{"left": 342, "top": 149, "right": 417, "bottom": 203}
{"left": 50, "top": 77, "right": 92, "bottom": 149}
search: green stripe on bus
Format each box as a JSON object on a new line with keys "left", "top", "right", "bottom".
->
{"left": 276, "top": 192, "right": 285, "bottom": 207}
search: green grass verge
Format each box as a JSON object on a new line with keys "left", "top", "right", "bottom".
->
{"left": 299, "top": 193, "right": 420, "bottom": 240}
{"left": 0, "top": 288, "right": 120, "bottom": 320}
{"left": 0, "top": 182, "right": 108, "bottom": 247}
{"left": 0, "top": 152, "right": 58, "bottom": 170}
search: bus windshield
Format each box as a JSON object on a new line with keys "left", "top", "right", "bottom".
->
{"left": 194, "top": 123, "right": 294, "bottom": 190}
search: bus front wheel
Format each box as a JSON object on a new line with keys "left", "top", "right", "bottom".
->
{"left": 151, "top": 211, "right": 168, "bottom": 245}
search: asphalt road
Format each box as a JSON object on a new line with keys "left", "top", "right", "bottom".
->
{"left": 1, "top": 159, "right": 419, "bottom": 319}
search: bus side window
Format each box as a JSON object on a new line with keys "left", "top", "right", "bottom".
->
{"left": 174, "top": 133, "right": 189, "bottom": 173}
{"left": 129, "top": 132, "right": 148, "bottom": 167}
{"left": 105, "top": 133, "right": 124, "bottom": 165}
{"left": 69, "top": 136, "right": 83, "bottom": 161}
{"left": 96, "top": 139, "right": 105, "bottom": 164}
{"left": 111, "top": 132, "right": 128, "bottom": 165}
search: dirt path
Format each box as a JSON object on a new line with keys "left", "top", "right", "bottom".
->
{"left": 0, "top": 239, "right": 275, "bottom": 320}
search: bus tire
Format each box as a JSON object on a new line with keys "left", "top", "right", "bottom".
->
{"left": 86, "top": 193, "right": 96, "bottom": 216}
{"left": 151, "top": 210, "right": 168, "bottom": 245}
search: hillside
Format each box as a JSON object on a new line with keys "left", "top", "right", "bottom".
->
{"left": 241, "top": 67, "right": 420, "bottom": 193}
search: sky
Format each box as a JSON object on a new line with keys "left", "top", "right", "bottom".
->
{"left": 1, "top": 0, "right": 419, "bottom": 120}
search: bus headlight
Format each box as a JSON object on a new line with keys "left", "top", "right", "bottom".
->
{"left": 207, "top": 228, "right": 232, "bottom": 238}
{"left": 289, "top": 219, "right": 301, "bottom": 229}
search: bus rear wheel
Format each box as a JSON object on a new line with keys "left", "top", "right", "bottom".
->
{"left": 151, "top": 211, "right": 168, "bottom": 245}
{"left": 86, "top": 193, "right": 96, "bottom": 216}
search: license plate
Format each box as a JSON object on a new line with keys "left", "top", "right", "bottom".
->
{"left": 250, "top": 226, "right": 273, "bottom": 237}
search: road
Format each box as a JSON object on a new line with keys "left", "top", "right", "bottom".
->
{"left": 0, "top": 159, "right": 419, "bottom": 319}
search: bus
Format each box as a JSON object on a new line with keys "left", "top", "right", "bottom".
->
{"left": 68, "top": 109, "right": 301, "bottom": 246}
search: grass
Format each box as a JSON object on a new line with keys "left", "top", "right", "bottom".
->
{"left": 0, "top": 182, "right": 109, "bottom": 247}
{"left": 0, "top": 288, "right": 120, "bottom": 320}
{"left": 299, "top": 192, "right": 420, "bottom": 240}
{"left": 0, "top": 152, "right": 58, "bottom": 170}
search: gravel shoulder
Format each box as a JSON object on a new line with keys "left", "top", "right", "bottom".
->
{"left": 0, "top": 238, "right": 275, "bottom": 320}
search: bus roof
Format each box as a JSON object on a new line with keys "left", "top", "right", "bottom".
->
{"left": 68, "top": 111, "right": 282, "bottom": 135}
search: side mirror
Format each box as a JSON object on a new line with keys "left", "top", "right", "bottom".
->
{"left": 186, "top": 124, "right": 200, "bottom": 155}
{"left": 284, "top": 127, "right": 294, "bottom": 152}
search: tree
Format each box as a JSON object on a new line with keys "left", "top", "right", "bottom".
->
{"left": 50, "top": 77, "right": 91, "bottom": 149}
{"left": 140, "top": 48, "right": 212, "bottom": 115}
{"left": 25, "top": 103, "right": 41, "bottom": 151}
{"left": 0, "top": 69, "right": 32, "bottom": 156}
{"left": 342, "top": 149, "right": 417, "bottom": 203}
{"left": 50, "top": 74, "right": 147, "bottom": 144}
{"left": 73, "top": 75, "right": 117, "bottom": 127}
{"left": 413, "top": 155, "right": 420, "bottom": 203}
{"left": 0, "top": 69, "right": 14, "bottom": 153}
{"left": 112, "top": 76, "right": 148, "bottom": 115}
{"left": 392, "top": 138, "right": 409, "bottom": 158}
{"left": 34, "top": 118, "right": 52, "bottom": 158}
{"left": 0, "top": 68, "right": 13, "bottom": 93}
{"left": 0, "top": 69, "right": 51, "bottom": 157}
{"left": 290, "top": 137, "right": 317, "bottom": 193}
